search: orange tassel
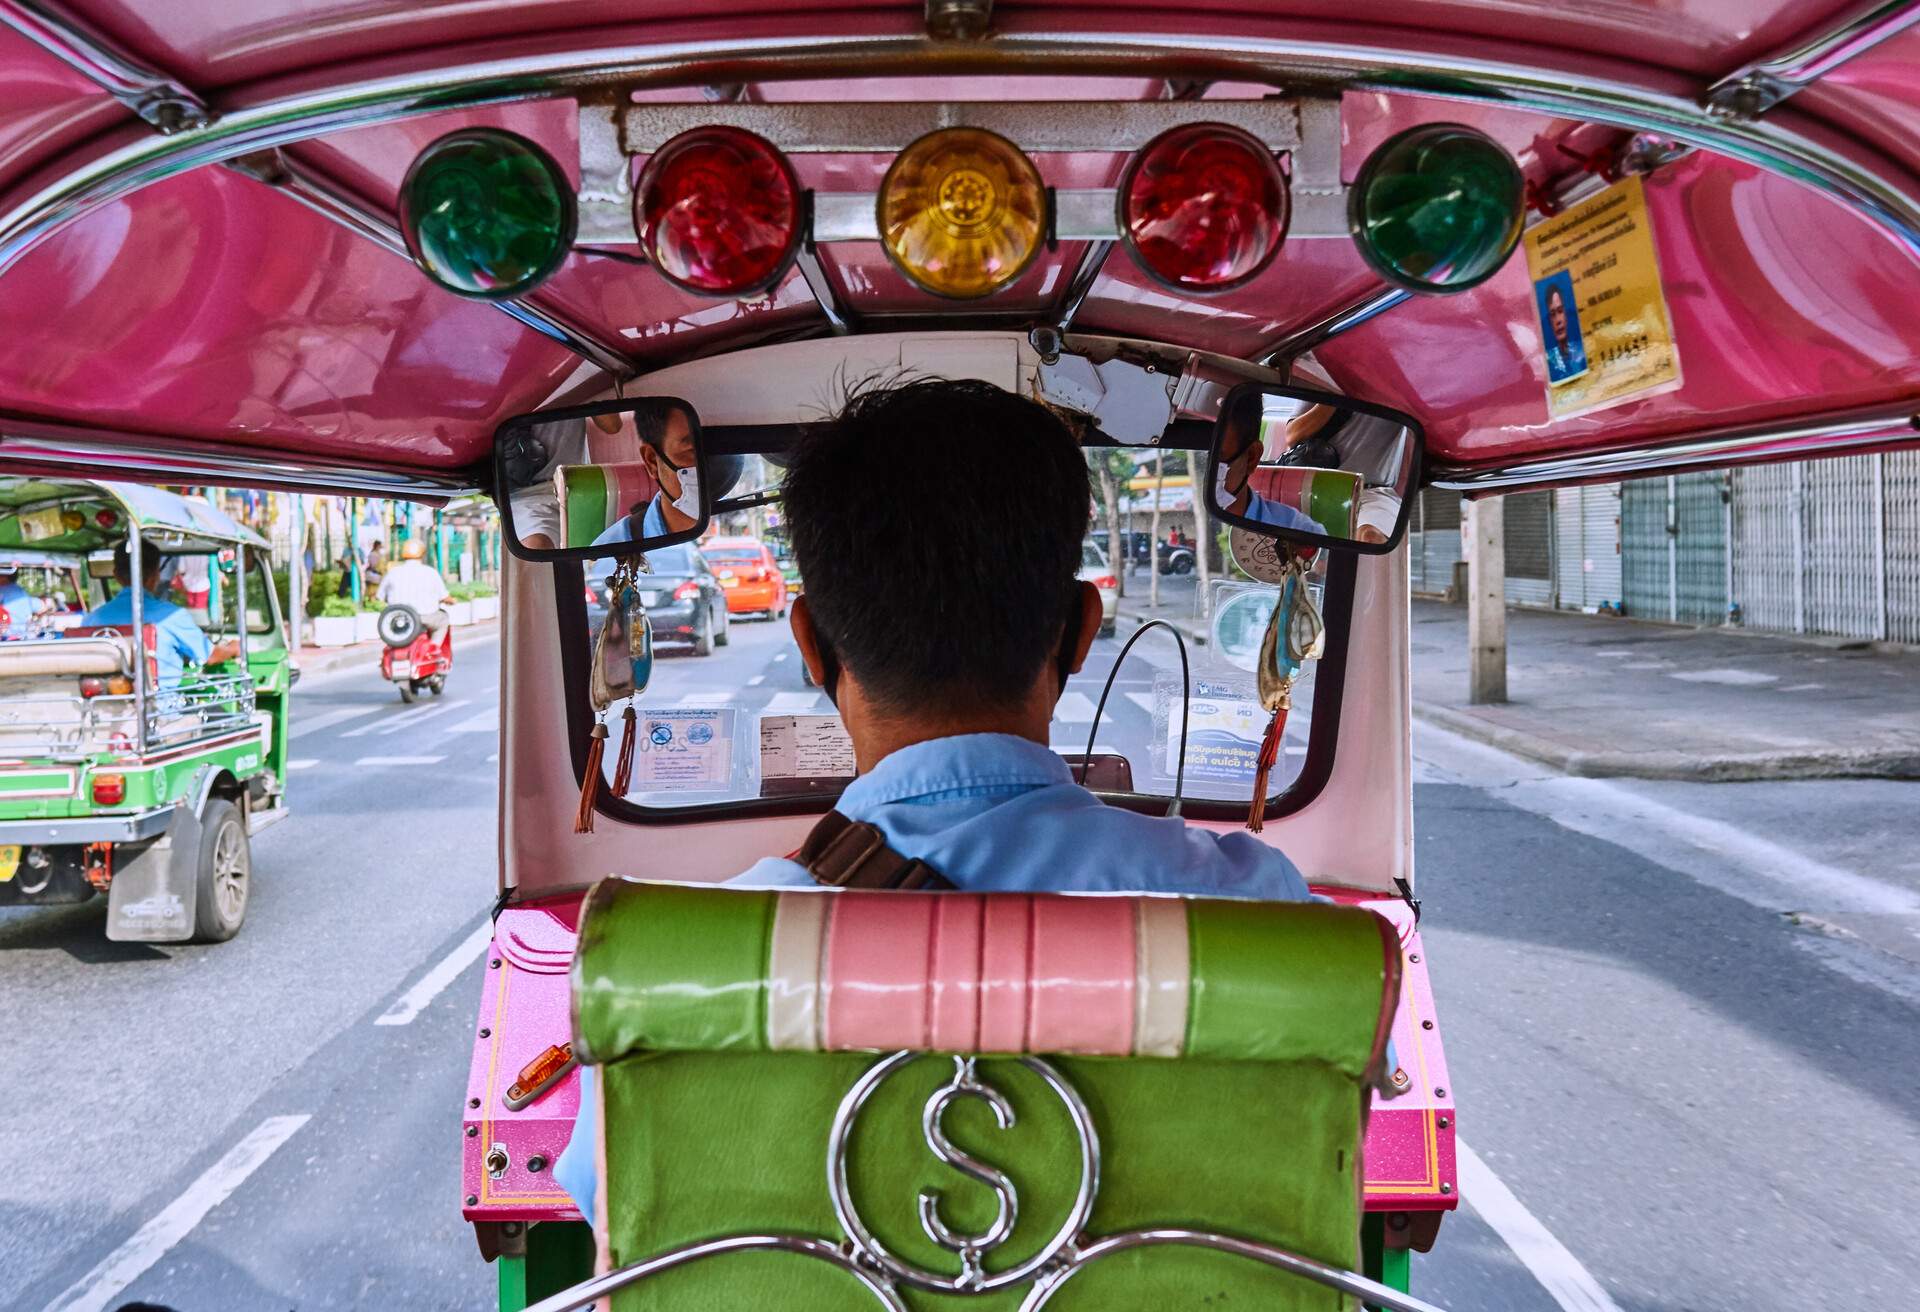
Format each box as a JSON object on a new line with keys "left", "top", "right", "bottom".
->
{"left": 575, "top": 721, "right": 608, "bottom": 834}
{"left": 611, "top": 705, "right": 638, "bottom": 797}
{"left": 1246, "top": 705, "right": 1288, "bottom": 833}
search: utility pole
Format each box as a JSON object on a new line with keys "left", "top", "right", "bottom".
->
{"left": 1467, "top": 495, "right": 1507, "bottom": 704}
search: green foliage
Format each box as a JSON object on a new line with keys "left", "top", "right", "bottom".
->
{"left": 305, "top": 568, "right": 345, "bottom": 616}
{"left": 315, "top": 595, "right": 359, "bottom": 618}
{"left": 448, "top": 580, "right": 498, "bottom": 601}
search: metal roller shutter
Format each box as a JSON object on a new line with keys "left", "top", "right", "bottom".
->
{"left": 1802, "top": 456, "right": 1880, "bottom": 639}
{"left": 1729, "top": 465, "right": 1798, "bottom": 633}
{"left": 1409, "top": 487, "right": 1461, "bottom": 595}
{"left": 1503, "top": 491, "right": 1554, "bottom": 606}
{"left": 1888, "top": 451, "right": 1920, "bottom": 643}
{"left": 1673, "top": 472, "right": 1729, "bottom": 624}
{"left": 1554, "top": 485, "right": 1621, "bottom": 611}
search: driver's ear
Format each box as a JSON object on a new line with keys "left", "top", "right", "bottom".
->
{"left": 789, "top": 596, "right": 830, "bottom": 687}
{"left": 1066, "top": 582, "right": 1103, "bottom": 676}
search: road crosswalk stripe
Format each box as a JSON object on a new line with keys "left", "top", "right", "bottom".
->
{"left": 1124, "top": 692, "right": 1157, "bottom": 715}
{"left": 288, "top": 703, "right": 383, "bottom": 735}
{"left": 448, "top": 711, "right": 496, "bottom": 734}
{"left": 338, "top": 697, "right": 473, "bottom": 737}
{"left": 677, "top": 692, "right": 732, "bottom": 706}
{"left": 287, "top": 759, "right": 319, "bottom": 771}
{"left": 1054, "top": 691, "right": 1101, "bottom": 723}
{"left": 354, "top": 755, "right": 446, "bottom": 766}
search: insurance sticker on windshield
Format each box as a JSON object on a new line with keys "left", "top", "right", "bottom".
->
{"left": 1165, "top": 688, "right": 1267, "bottom": 784}
{"left": 759, "top": 714, "right": 855, "bottom": 781}
{"left": 1523, "top": 175, "right": 1681, "bottom": 419}
{"left": 632, "top": 708, "right": 734, "bottom": 790}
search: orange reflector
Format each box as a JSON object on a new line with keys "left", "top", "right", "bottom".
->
{"left": 505, "top": 1042, "right": 575, "bottom": 1109}
{"left": 91, "top": 773, "right": 124, "bottom": 805}
{"left": 878, "top": 127, "right": 1045, "bottom": 298}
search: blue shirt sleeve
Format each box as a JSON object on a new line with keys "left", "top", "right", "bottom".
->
{"left": 1243, "top": 491, "right": 1325, "bottom": 536}
{"left": 163, "top": 608, "right": 212, "bottom": 668}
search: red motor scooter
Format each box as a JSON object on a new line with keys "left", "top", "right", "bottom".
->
{"left": 378, "top": 604, "right": 452, "bottom": 703}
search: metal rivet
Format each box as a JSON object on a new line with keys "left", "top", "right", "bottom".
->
{"left": 1408, "top": 953, "right": 1421, "bottom": 963}
{"left": 490, "top": 958, "right": 502, "bottom": 969}
{"left": 479, "top": 1028, "right": 491, "bottom": 1038}
{"left": 527, "top": 1155, "right": 547, "bottom": 1173}
{"left": 1435, "top": 1087, "right": 1447, "bottom": 1099}
{"left": 465, "top": 1195, "right": 478, "bottom": 1206}
{"left": 1440, "top": 1182, "right": 1452, "bottom": 1195}
{"left": 1437, "top": 1116, "right": 1451, "bottom": 1129}
{"left": 1421, "top": 1019, "right": 1434, "bottom": 1030}
{"left": 466, "top": 1126, "right": 478, "bottom": 1137}
{"left": 469, "top": 1098, "right": 481, "bottom": 1109}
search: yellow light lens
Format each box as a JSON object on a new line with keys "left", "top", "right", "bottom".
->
{"left": 878, "top": 127, "right": 1046, "bottom": 298}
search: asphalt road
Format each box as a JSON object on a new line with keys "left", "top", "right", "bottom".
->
{"left": 2, "top": 613, "right": 1915, "bottom": 1310}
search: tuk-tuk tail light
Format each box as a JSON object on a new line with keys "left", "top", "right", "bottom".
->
{"left": 1118, "top": 123, "right": 1290, "bottom": 292}
{"left": 879, "top": 126, "right": 1047, "bottom": 299}
{"left": 91, "top": 773, "right": 125, "bottom": 806}
{"left": 635, "top": 126, "right": 802, "bottom": 298}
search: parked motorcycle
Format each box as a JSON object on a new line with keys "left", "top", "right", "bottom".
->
{"left": 378, "top": 604, "right": 452, "bottom": 703}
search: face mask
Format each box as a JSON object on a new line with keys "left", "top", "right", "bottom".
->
{"left": 667, "top": 465, "right": 700, "bottom": 520}
{"left": 1214, "top": 460, "right": 1237, "bottom": 506}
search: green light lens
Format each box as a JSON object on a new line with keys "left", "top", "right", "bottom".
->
{"left": 399, "top": 129, "right": 576, "bottom": 300}
{"left": 1348, "top": 124, "right": 1524, "bottom": 294}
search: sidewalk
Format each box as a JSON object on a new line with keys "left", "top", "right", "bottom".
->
{"left": 1413, "top": 600, "right": 1920, "bottom": 780}
{"left": 290, "top": 619, "right": 499, "bottom": 679}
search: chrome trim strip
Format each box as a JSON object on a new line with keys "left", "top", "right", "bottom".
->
{"left": 4, "top": 26, "right": 1920, "bottom": 276}
{"left": 0, "top": 805, "right": 173, "bottom": 845}
{"left": 228, "top": 151, "right": 633, "bottom": 379}
{"left": 1054, "top": 239, "right": 1114, "bottom": 333}
{"left": 0, "top": 422, "right": 478, "bottom": 498}
{"left": 1427, "top": 402, "right": 1920, "bottom": 493}
{"left": 1259, "top": 285, "right": 1411, "bottom": 368}
{"left": 1706, "top": 0, "right": 1920, "bottom": 118}
{"left": 519, "top": 1234, "right": 908, "bottom": 1312}
{"left": 617, "top": 97, "right": 1304, "bottom": 152}
{"left": 0, "top": 0, "right": 212, "bottom": 133}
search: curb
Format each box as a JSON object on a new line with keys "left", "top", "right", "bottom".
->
{"left": 1413, "top": 702, "right": 1920, "bottom": 782}
{"left": 291, "top": 619, "right": 501, "bottom": 679}
{"left": 1117, "top": 605, "right": 1208, "bottom": 646}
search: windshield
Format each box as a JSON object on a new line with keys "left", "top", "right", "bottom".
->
{"left": 570, "top": 530, "right": 1330, "bottom": 818}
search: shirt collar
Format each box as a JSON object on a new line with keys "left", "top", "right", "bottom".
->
{"left": 838, "top": 733, "right": 1073, "bottom": 812}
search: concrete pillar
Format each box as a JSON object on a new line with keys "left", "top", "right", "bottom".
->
{"left": 1467, "top": 495, "right": 1507, "bottom": 704}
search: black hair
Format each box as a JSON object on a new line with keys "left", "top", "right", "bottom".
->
{"left": 631, "top": 400, "right": 677, "bottom": 450}
{"left": 783, "top": 378, "right": 1091, "bottom": 715}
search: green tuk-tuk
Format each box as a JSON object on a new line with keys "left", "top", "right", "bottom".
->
{"left": 0, "top": 479, "right": 293, "bottom": 943}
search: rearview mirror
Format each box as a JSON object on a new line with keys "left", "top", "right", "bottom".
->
{"left": 1205, "top": 384, "right": 1420, "bottom": 555}
{"left": 494, "top": 397, "right": 710, "bottom": 562}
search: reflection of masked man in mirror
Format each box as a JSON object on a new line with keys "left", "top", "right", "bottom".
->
{"left": 1215, "top": 409, "right": 1327, "bottom": 536}
{"left": 505, "top": 411, "right": 625, "bottom": 551}
{"left": 592, "top": 403, "right": 704, "bottom": 548}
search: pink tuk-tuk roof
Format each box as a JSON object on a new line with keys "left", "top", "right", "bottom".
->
{"left": 0, "top": 0, "right": 1917, "bottom": 490}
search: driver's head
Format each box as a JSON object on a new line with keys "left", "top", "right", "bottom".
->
{"left": 113, "top": 547, "right": 164, "bottom": 590}
{"left": 784, "top": 379, "right": 1097, "bottom": 719}
{"left": 634, "top": 401, "right": 698, "bottom": 500}
{"left": 402, "top": 538, "right": 427, "bottom": 561}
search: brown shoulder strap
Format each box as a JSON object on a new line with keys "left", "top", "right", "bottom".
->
{"left": 797, "top": 810, "right": 955, "bottom": 891}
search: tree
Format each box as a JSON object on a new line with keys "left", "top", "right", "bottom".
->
{"left": 1087, "top": 449, "right": 1134, "bottom": 598}
{"left": 1148, "top": 452, "right": 1165, "bottom": 609}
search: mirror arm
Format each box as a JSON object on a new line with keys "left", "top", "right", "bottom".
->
{"left": 714, "top": 489, "right": 782, "bottom": 513}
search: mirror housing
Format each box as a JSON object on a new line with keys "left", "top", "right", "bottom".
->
{"left": 1205, "top": 383, "right": 1421, "bottom": 556}
{"left": 494, "top": 397, "right": 710, "bottom": 563}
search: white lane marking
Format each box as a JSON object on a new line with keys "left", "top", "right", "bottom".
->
{"left": 449, "top": 711, "right": 496, "bottom": 734}
{"left": 1054, "top": 691, "right": 1102, "bottom": 723}
{"left": 1457, "top": 1141, "right": 1625, "bottom": 1312}
{"left": 353, "top": 755, "right": 447, "bottom": 766}
{"left": 1123, "top": 692, "right": 1157, "bottom": 715}
{"left": 748, "top": 674, "right": 766, "bottom": 686}
{"left": 288, "top": 703, "right": 383, "bottom": 735}
{"left": 773, "top": 651, "right": 789, "bottom": 661}
{"left": 368, "top": 697, "right": 473, "bottom": 735}
{"left": 1669, "top": 667, "right": 1778, "bottom": 686}
{"left": 286, "top": 758, "right": 319, "bottom": 771}
{"left": 487, "top": 753, "right": 499, "bottom": 762}
{"left": 374, "top": 920, "right": 493, "bottom": 1026}
{"left": 46, "top": 1114, "right": 311, "bottom": 1312}
{"left": 766, "top": 690, "right": 826, "bottom": 713}
{"left": 1414, "top": 721, "right": 1920, "bottom": 918}
{"left": 677, "top": 691, "right": 732, "bottom": 706}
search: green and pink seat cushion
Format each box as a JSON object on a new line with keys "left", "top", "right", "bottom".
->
{"left": 555, "top": 462, "right": 659, "bottom": 549}
{"left": 1247, "top": 466, "right": 1362, "bottom": 539}
{"left": 566, "top": 881, "right": 1404, "bottom": 1312}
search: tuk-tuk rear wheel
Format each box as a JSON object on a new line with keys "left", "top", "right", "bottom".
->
{"left": 191, "top": 798, "right": 249, "bottom": 943}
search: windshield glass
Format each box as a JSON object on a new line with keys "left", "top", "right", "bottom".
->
{"left": 572, "top": 524, "right": 1329, "bottom": 817}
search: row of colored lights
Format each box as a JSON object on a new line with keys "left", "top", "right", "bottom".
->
{"left": 398, "top": 120, "right": 1525, "bottom": 303}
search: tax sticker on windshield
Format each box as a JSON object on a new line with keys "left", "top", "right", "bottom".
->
{"left": 632, "top": 708, "right": 734, "bottom": 790}
{"left": 759, "top": 714, "right": 854, "bottom": 781}
{"left": 1164, "top": 686, "right": 1266, "bottom": 784}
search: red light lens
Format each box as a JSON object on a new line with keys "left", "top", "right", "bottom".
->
{"left": 1094, "top": 575, "right": 1118, "bottom": 590}
{"left": 91, "top": 773, "right": 124, "bottom": 805}
{"left": 78, "top": 676, "right": 104, "bottom": 698}
{"left": 94, "top": 508, "right": 119, "bottom": 529}
{"left": 673, "top": 580, "right": 699, "bottom": 601}
{"left": 1118, "top": 123, "right": 1289, "bottom": 292}
{"left": 636, "top": 127, "right": 801, "bottom": 298}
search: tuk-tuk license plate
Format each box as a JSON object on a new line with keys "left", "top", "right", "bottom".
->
{"left": 0, "top": 845, "right": 19, "bottom": 882}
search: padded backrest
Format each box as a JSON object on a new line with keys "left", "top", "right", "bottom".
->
{"left": 63, "top": 624, "right": 157, "bottom": 683}
{"left": 1248, "top": 466, "right": 1362, "bottom": 539}
{"left": 0, "top": 634, "right": 133, "bottom": 677}
{"left": 555, "top": 462, "right": 659, "bottom": 549}
{"left": 573, "top": 881, "right": 1400, "bottom": 1312}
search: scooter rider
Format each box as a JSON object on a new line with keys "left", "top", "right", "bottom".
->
{"left": 557, "top": 378, "right": 1314, "bottom": 1216}
{"left": 377, "top": 539, "right": 454, "bottom": 637}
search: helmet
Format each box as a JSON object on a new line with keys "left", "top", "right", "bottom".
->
{"left": 401, "top": 538, "right": 427, "bottom": 561}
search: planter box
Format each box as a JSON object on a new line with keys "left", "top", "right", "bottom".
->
{"left": 311, "top": 614, "right": 357, "bottom": 647}
{"left": 472, "top": 595, "right": 499, "bottom": 621}
{"left": 355, "top": 611, "right": 380, "bottom": 643}
{"left": 448, "top": 600, "right": 475, "bottom": 626}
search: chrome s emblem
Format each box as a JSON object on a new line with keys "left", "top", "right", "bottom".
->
{"left": 827, "top": 1053, "right": 1098, "bottom": 1294}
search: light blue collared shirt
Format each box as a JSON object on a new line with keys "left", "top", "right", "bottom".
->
{"left": 555, "top": 733, "right": 1312, "bottom": 1216}
{"left": 82, "top": 589, "right": 212, "bottom": 687}
{"left": 590, "top": 497, "right": 667, "bottom": 550}
{"left": 1243, "top": 490, "right": 1325, "bottom": 536}
{"left": 0, "top": 582, "right": 48, "bottom": 639}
